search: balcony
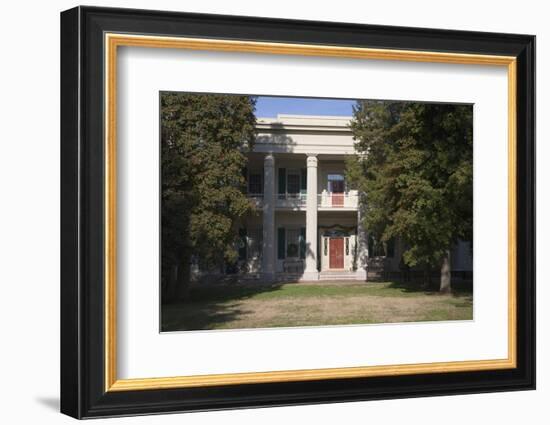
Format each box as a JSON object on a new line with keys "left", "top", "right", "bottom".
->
{"left": 276, "top": 192, "right": 307, "bottom": 210}
{"left": 318, "top": 190, "right": 359, "bottom": 210}
{"left": 247, "top": 193, "right": 264, "bottom": 208}
{"left": 249, "top": 191, "right": 359, "bottom": 211}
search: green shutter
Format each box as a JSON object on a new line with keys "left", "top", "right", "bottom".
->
{"left": 299, "top": 227, "right": 306, "bottom": 259}
{"left": 238, "top": 228, "right": 247, "bottom": 260}
{"left": 277, "top": 228, "right": 286, "bottom": 259}
{"left": 300, "top": 168, "right": 307, "bottom": 193}
{"left": 278, "top": 168, "right": 286, "bottom": 194}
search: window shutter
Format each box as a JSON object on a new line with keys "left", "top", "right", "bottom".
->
{"left": 300, "top": 168, "right": 307, "bottom": 193}
{"left": 278, "top": 168, "right": 286, "bottom": 194}
{"left": 299, "top": 227, "right": 306, "bottom": 259}
{"left": 277, "top": 228, "right": 286, "bottom": 259}
{"left": 238, "top": 228, "right": 247, "bottom": 260}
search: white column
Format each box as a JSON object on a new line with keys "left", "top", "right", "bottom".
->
{"left": 261, "top": 153, "right": 276, "bottom": 280}
{"left": 303, "top": 154, "right": 319, "bottom": 280}
{"left": 356, "top": 202, "right": 368, "bottom": 281}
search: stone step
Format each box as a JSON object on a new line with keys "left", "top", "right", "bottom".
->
{"left": 319, "top": 273, "right": 358, "bottom": 281}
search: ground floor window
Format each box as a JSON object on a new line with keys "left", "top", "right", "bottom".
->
{"left": 286, "top": 228, "right": 300, "bottom": 258}
{"left": 247, "top": 227, "right": 262, "bottom": 259}
{"left": 238, "top": 228, "right": 247, "bottom": 260}
{"left": 368, "top": 235, "right": 395, "bottom": 258}
{"left": 238, "top": 227, "right": 262, "bottom": 261}
{"left": 277, "top": 227, "right": 306, "bottom": 260}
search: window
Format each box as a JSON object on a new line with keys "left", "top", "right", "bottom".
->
{"left": 247, "top": 227, "right": 263, "bottom": 259}
{"left": 368, "top": 235, "right": 395, "bottom": 258}
{"left": 327, "top": 173, "right": 345, "bottom": 193}
{"left": 278, "top": 168, "right": 307, "bottom": 198}
{"left": 277, "top": 228, "right": 286, "bottom": 259}
{"left": 368, "top": 235, "right": 385, "bottom": 257}
{"left": 238, "top": 228, "right": 247, "bottom": 260}
{"left": 287, "top": 170, "right": 301, "bottom": 197}
{"left": 286, "top": 228, "right": 300, "bottom": 258}
{"left": 248, "top": 172, "right": 263, "bottom": 195}
{"left": 238, "top": 227, "right": 263, "bottom": 261}
{"left": 386, "top": 238, "right": 395, "bottom": 258}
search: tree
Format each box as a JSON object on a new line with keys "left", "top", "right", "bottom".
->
{"left": 346, "top": 100, "right": 473, "bottom": 292}
{"left": 161, "top": 93, "right": 257, "bottom": 302}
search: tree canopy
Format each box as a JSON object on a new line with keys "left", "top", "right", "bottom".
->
{"left": 161, "top": 93, "right": 257, "bottom": 300}
{"left": 346, "top": 100, "right": 473, "bottom": 290}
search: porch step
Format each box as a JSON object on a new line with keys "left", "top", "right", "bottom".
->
{"left": 275, "top": 273, "right": 304, "bottom": 282}
{"left": 319, "top": 272, "right": 359, "bottom": 281}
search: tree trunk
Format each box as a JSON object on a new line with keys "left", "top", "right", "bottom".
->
{"left": 440, "top": 249, "right": 451, "bottom": 293}
{"left": 175, "top": 260, "right": 191, "bottom": 301}
{"left": 165, "top": 264, "right": 179, "bottom": 302}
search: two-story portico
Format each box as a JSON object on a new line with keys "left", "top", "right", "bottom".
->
{"left": 238, "top": 114, "right": 368, "bottom": 281}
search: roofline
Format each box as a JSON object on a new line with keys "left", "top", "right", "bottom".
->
{"left": 255, "top": 114, "right": 353, "bottom": 133}
{"left": 262, "top": 114, "right": 353, "bottom": 120}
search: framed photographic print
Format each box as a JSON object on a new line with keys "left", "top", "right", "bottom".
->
{"left": 60, "top": 6, "right": 535, "bottom": 419}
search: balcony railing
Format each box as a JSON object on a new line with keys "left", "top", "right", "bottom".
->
{"left": 247, "top": 193, "right": 264, "bottom": 208}
{"left": 276, "top": 192, "right": 307, "bottom": 209}
{"left": 318, "top": 191, "right": 359, "bottom": 209}
{"left": 248, "top": 191, "right": 359, "bottom": 209}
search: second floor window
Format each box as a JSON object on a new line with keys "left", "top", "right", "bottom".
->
{"left": 287, "top": 171, "right": 301, "bottom": 196}
{"left": 278, "top": 167, "right": 307, "bottom": 198}
{"left": 327, "top": 173, "right": 345, "bottom": 193}
{"left": 248, "top": 172, "right": 263, "bottom": 194}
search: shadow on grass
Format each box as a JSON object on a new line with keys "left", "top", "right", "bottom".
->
{"left": 161, "top": 279, "right": 474, "bottom": 331}
{"left": 161, "top": 282, "right": 288, "bottom": 331}
{"left": 386, "top": 279, "right": 473, "bottom": 296}
{"left": 162, "top": 302, "right": 255, "bottom": 332}
{"left": 188, "top": 282, "right": 287, "bottom": 303}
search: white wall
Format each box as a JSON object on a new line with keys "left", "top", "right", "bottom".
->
{"left": 0, "top": 1, "right": 545, "bottom": 424}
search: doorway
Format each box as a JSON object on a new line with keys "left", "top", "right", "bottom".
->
{"left": 329, "top": 237, "right": 344, "bottom": 269}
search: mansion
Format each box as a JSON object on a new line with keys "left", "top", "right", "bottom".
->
{"left": 233, "top": 114, "right": 472, "bottom": 282}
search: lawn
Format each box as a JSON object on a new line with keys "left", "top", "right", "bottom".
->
{"left": 161, "top": 281, "right": 473, "bottom": 332}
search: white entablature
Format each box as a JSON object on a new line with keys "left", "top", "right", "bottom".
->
{"left": 254, "top": 114, "right": 355, "bottom": 155}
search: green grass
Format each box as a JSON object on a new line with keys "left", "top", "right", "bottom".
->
{"left": 161, "top": 281, "right": 473, "bottom": 332}
{"left": 186, "top": 281, "right": 436, "bottom": 301}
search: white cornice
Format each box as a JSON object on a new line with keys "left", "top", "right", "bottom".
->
{"left": 256, "top": 114, "right": 352, "bottom": 133}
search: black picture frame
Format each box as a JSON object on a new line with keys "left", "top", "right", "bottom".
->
{"left": 61, "top": 5, "right": 535, "bottom": 419}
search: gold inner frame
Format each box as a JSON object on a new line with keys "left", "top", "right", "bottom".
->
{"left": 104, "top": 33, "right": 517, "bottom": 392}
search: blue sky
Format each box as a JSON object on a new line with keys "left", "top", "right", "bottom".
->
{"left": 255, "top": 96, "right": 356, "bottom": 118}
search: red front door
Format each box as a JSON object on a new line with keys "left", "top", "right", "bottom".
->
{"left": 329, "top": 238, "right": 344, "bottom": 269}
